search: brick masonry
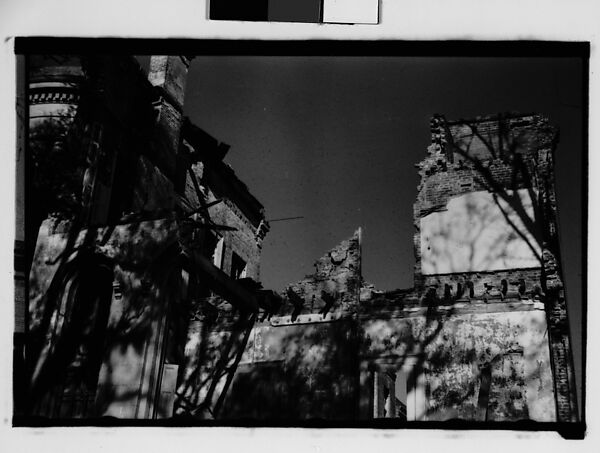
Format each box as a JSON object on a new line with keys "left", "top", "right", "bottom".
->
{"left": 171, "top": 113, "right": 578, "bottom": 423}
{"left": 22, "top": 55, "right": 269, "bottom": 419}
{"left": 203, "top": 230, "right": 363, "bottom": 419}
{"left": 411, "top": 113, "right": 579, "bottom": 422}
{"left": 20, "top": 54, "right": 579, "bottom": 424}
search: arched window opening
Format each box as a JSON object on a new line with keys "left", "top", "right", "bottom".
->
{"left": 31, "top": 255, "right": 114, "bottom": 418}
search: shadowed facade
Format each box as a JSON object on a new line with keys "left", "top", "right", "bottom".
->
{"left": 16, "top": 55, "right": 578, "bottom": 425}
{"left": 19, "top": 55, "right": 274, "bottom": 419}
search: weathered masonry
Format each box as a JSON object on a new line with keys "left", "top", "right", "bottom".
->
{"left": 19, "top": 55, "right": 274, "bottom": 419}
{"left": 412, "top": 114, "right": 578, "bottom": 422}
{"left": 360, "top": 113, "right": 578, "bottom": 423}
{"left": 16, "top": 53, "right": 578, "bottom": 425}
{"left": 210, "top": 113, "right": 578, "bottom": 423}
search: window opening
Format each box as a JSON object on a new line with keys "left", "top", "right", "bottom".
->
{"left": 231, "top": 252, "right": 247, "bottom": 280}
{"left": 373, "top": 358, "right": 427, "bottom": 421}
{"left": 213, "top": 235, "right": 225, "bottom": 269}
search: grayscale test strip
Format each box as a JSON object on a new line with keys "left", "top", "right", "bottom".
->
{"left": 209, "top": 0, "right": 379, "bottom": 25}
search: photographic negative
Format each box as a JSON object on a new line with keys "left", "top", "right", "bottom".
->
{"left": 13, "top": 40, "right": 586, "bottom": 436}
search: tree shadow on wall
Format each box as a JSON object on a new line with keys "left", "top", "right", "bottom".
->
{"left": 361, "top": 289, "right": 461, "bottom": 421}
{"left": 23, "top": 56, "right": 201, "bottom": 421}
{"left": 173, "top": 305, "right": 257, "bottom": 420}
{"left": 212, "top": 316, "right": 361, "bottom": 421}
{"left": 433, "top": 116, "right": 579, "bottom": 422}
{"left": 421, "top": 190, "right": 541, "bottom": 276}
{"left": 25, "top": 216, "right": 185, "bottom": 420}
{"left": 440, "top": 115, "right": 549, "bottom": 269}
{"left": 362, "top": 288, "right": 551, "bottom": 423}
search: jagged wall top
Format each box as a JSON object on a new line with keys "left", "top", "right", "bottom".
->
{"left": 279, "top": 228, "right": 362, "bottom": 318}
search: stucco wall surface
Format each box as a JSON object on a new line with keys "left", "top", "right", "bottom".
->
{"left": 361, "top": 308, "right": 555, "bottom": 421}
{"left": 220, "top": 317, "right": 359, "bottom": 420}
{"left": 420, "top": 189, "right": 541, "bottom": 275}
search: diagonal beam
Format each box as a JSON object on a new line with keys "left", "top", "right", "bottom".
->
{"left": 185, "top": 250, "right": 259, "bottom": 312}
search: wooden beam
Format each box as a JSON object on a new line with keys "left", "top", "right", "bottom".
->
{"left": 186, "top": 250, "right": 258, "bottom": 312}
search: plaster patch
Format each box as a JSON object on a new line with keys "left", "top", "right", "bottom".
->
{"left": 420, "top": 189, "right": 541, "bottom": 274}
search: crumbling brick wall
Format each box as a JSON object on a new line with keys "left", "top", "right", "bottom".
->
{"left": 281, "top": 229, "right": 362, "bottom": 317}
{"left": 413, "top": 114, "right": 555, "bottom": 287}
{"left": 24, "top": 54, "right": 270, "bottom": 420}
{"left": 408, "top": 113, "right": 578, "bottom": 422}
{"left": 210, "top": 230, "right": 363, "bottom": 420}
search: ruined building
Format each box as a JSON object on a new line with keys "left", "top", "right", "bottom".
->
{"left": 207, "top": 113, "right": 578, "bottom": 423}
{"left": 17, "top": 55, "right": 273, "bottom": 418}
{"left": 16, "top": 55, "right": 578, "bottom": 424}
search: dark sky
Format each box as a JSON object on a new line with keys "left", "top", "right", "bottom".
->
{"left": 181, "top": 56, "right": 584, "bottom": 408}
